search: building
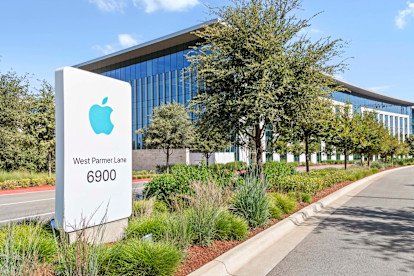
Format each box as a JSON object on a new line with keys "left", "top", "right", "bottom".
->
{"left": 74, "top": 20, "right": 414, "bottom": 169}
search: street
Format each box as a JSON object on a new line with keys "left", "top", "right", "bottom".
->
{"left": 0, "top": 182, "right": 146, "bottom": 225}
{"left": 268, "top": 166, "right": 414, "bottom": 276}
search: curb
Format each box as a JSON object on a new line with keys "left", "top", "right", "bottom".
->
{"left": 189, "top": 165, "right": 414, "bottom": 276}
{"left": 0, "top": 186, "right": 55, "bottom": 195}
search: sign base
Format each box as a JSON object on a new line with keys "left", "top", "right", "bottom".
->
{"left": 66, "top": 218, "right": 128, "bottom": 244}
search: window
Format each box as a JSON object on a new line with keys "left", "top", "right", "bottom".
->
{"left": 131, "top": 64, "right": 136, "bottom": 80}
{"left": 177, "top": 51, "right": 184, "bottom": 69}
{"left": 159, "top": 74, "right": 164, "bottom": 104}
{"left": 153, "top": 75, "right": 158, "bottom": 106}
{"left": 158, "top": 56, "right": 165, "bottom": 74}
{"left": 165, "top": 54, "right": 171, "bottom": 72}
{"left": 294, "top": 154, "right": 299, "bottom": 162}
{"left": 146, "top": 61, "right": 152, "bottom": 76}
{"left": 385, "top": 115, "right": 389, "bottom": 127}
{"left": 172, "top": 71, "right": 177, "bottom": 102}
{"left": 165, "top": 73, "right": 170, "bottom": 102}
{"left": 171, "top": 52, "right": 177, "bottom": 71}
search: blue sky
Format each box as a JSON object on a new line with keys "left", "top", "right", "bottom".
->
{"left": 0, "top": 0, "right": 413, "bottom": 101}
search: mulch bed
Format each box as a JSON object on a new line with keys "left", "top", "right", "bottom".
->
{"left": 176, "top": 168, "right": 394, "bottom": 276}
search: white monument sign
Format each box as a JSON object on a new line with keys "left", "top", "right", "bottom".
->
{"left": 55, "top": 67, "right": 132, "bottom": 233}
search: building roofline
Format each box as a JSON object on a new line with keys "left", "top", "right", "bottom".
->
{"left": 334, "top": 78, "right": 414, "bottom": 107}
{"left": 74, "top": 19, "right": 413, "bottom": 107}
{"left": 73, "top": 19, "right": 219, "bottom": 71}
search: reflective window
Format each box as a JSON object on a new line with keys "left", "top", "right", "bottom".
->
{"left": 131, "top": 65, "right": 136, "bottom": 80}
{"left": 115, "top": 69, "right": 120, "bottom": 79}
{"left": 159, "top": 74, "right": 164, "bottom": 104}
{"left": 165, "top": 54, "right": 171, "bottom": 72}
{"left": 146, "top": 61, "right": 152, "bottom": 76}
{"left": 165, "top": 72, "right": 170, "bottom": 102}
{"left": 172, "top": 71, "right": 177, "bottom": 102}
{"left": 177, "top": 51, "right": 184, "bottom": 69}
{"left": 153, "top": 75, "right": 158, "bottom": 106}
{"left": 171, "top": 52, "right": 177, "bottom": 71}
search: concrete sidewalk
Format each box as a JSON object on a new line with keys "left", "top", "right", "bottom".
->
{"left": 190, "top": 166, "right": 414, "bottom": 276}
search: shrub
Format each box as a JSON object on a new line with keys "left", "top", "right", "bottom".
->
{"left": 144, "top": 174, "right": 190, "bottom": 205}
{"left": 0, "top": 223, "right": 56, "bottom": 264}
{"left": 268, "top": 193, "right": 297, "bottom": 214}
{"left": 267, "top": 196, "right": 284, "bottom": 220}
{"left": 133, "top": 199, "right": 168, "bottom": 218}
{"left": 232, "top": 176, "right": 269, "bottom": 228}
{"left": 106, "top": 240, "right": 183, "bottom": 276}
{"left": 2, "top": 180, "right": 18, "bottom": 189}
{"left": 145, "top": 165, "right": 235, "bottom": 205}
{"left": 54, "top": 228, "right": 110, "bottom": 276}
{"left": 371, "top": 161, "right": 386, "bottom": 170}
{"left": 46, "top": 177, "right": 55, "bottom": 185}
{"left": 184, "top": 181, "right": 228, "bottom": 245}
{"left": 17, "top": 178, "right": 31, "bottom": 188}
{"left": 301, "top": 193, "right": 312, "bottom": 203}
{"left": 126, "top": 214, "right": 169, "bottom": 241}
{"left": 215, "top": 211, "right": 249, "bottom": 241}
{"left": 31, "top": 179, "right": 45, "bottom": 186}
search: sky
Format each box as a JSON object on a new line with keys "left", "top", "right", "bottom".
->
{"left": 0, "top": 0, "right": 413, "bottom": 101}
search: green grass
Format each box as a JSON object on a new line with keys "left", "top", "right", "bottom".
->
{"left": 0, "top": 170, "right": 53, "bottom": 182}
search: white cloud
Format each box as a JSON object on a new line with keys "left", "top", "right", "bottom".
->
{"left": 93, "top": 34, "right": 140, "bottom": 55}
{"left": 395, "top": 1, "right": 414, "bottom": 29}
{"left": 89, "top": 0, "right": 127, "bottom": 12}
{"left": 133, "top": 0, "right": 199, "bottom": 13}
{"left": 118, "top": 34, "right": 139, "bottom": 48}
{"left": 368, "top": 85, "right": 391, "bottom": 92}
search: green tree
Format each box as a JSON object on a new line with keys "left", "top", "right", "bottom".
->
{"left": 191, "top": 123, "right": 230, "bottom": 166}
{"left": 326, "top": 104, "right": 358, "bottom": 170}
{"left": 287, "top": 98, "right": 334, "bottom": 172}
{"left": 137, "top": 103, "right": 193, "bottom": 174}
{"left": 353, "top": 112, "right": 385, "bottom": 167}
{"left": 188, "top": 0, "right": 347, "bottom": 180}
{"left": 405, "top": 135, "right": 414, "bottom": 157}
{"left": 28, "top": 81, "right": 56, "bottom": 177}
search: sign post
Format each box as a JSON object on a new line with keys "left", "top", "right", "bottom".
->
{"left": 55, "top": 67, "right": 132, "bottom": 242}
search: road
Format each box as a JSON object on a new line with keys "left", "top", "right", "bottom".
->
{"left": 268, "top": 166, "right": 414, "bottom": 276}
{"left": 0, "top": 182, "right": 145, "bottom": 225}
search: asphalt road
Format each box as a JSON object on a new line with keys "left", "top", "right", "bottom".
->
{"left": 0, "top": 182, "right": 146, "bottom": 225}
{"left": 268, "top": 166, "right": 414, "bottom": 276}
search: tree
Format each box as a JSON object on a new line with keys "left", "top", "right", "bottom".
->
{"left": 28, "top": 81, "right": 55, "bottom": 177}
{"left": 287, "top": 97, "right": 334, "bottom": 172}
{"left": 137, "top": 103, "right": 193, "bottom": 174}
{"left": 353, "top": 112, "right": 385, "bottom": 167}
{"left": 188, "top": 0, "right": 347, "bottom": 180}
{"left": 326, "top": 104, "right": 358, "bottom": 170}
{"left": 191, "top": 123, "right": 230, "bottom": 166}
{"left": 406, "top": 136, "right": 414, "bottom": 157}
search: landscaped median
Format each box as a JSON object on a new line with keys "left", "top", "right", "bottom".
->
{"left": 1, "top": 160, "right": 413, "bottom": 275}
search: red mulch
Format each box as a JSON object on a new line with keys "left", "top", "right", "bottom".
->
{"left": 0, "top": 184, "right": 55, "bottom": 195}
{"left": 176, "top": 168, "right": 393, "bottom": 276}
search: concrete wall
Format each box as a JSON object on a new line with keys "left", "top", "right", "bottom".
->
{"left": 132, "top": 149, "right": 189, "bottom": 171}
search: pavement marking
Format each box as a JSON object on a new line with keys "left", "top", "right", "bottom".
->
{"left": 0, "top": 198, "right": 54, "bottom": 207}
{"left": 0, "top": 212, "right": 55, "bottom": 224}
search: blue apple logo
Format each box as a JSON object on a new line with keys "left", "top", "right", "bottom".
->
{"left": 89, "top": 97, "right": 114, "bottom": 135}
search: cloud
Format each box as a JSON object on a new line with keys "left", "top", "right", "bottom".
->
{"left": 93, "top": 34, "right": 140, "bottom": 55}
{"left": 89, "top": 0, "right": 127, "bottom": 12}
{"left": 395, "top": 1, "right": 414, "bottom": 29}
{"left": 133, "top": 0, "right": 199, "bottom": 13}
{"left": 118, "top": 34, "right": 139, "bottom": 48}
{"left": 368, "top": 85, "right": 391, "bottom": 92}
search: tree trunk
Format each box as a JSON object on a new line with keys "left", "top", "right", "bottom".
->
{"left": 166, "top": 149, "right": 170, "bottom": 174}
{"left": 344, "top": 148, "right": 347, "bottom": 170}
{"left": 305, "top": 136, "right": 310, "bottom": 173}
{"left": 48, "top": 151, "right": 52, "bottom": 178}
{"left": 255, "top": 124, "right": 264, "bottom": 182}
{"left": 204, "top": 153, "right": 210, "bottom": 166}
{"left": 367, "top": 155, "right": 371, "bottom": 167}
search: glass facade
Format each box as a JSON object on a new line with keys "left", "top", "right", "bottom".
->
{"left": 97, "top": 43, "right": 198, "bottom": 149}
{"left": 92, "top": 35, "right": 413, "bottom": 150}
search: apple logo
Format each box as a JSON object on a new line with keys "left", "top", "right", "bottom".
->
{"left": 89, "top": 97, "right": 114, "bottom": 135}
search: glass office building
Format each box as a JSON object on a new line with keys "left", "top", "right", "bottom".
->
{"left": 75, "top": 20, "right": 414, "bottom": 155}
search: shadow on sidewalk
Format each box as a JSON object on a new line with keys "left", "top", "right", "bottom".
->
{"left": 313, "top": 204, "right": 414, "bottom": 273}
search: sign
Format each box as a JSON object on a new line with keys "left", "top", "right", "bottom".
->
{"left": 55, "top": 67, "right": 132, "bottom": 232}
